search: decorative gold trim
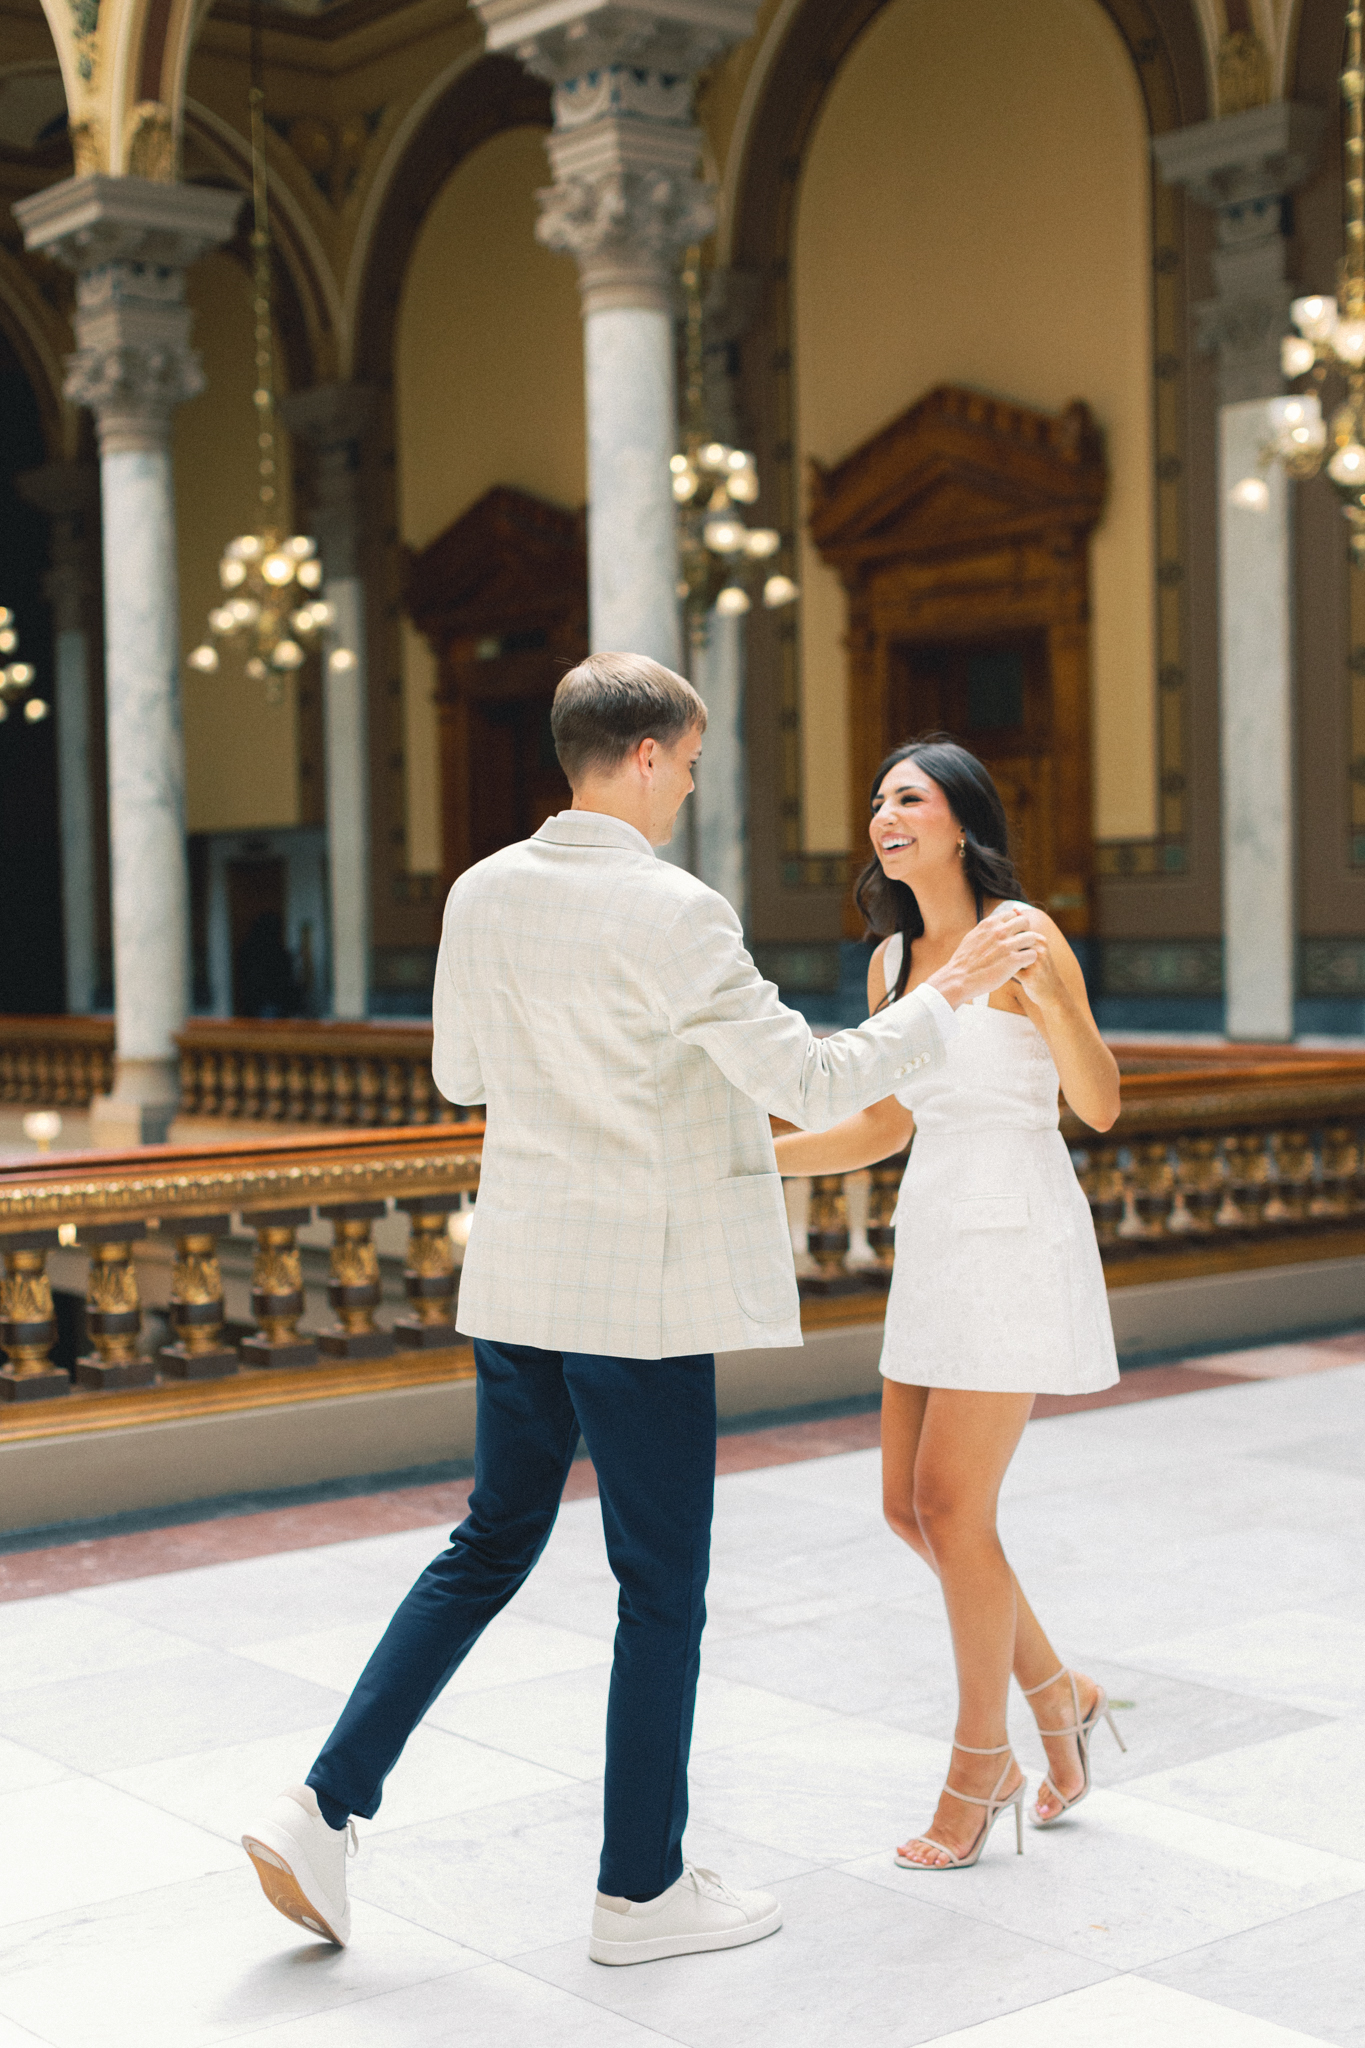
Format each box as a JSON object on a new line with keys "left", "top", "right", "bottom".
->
{"left": 0, "top": 1346, "right": 476, "bottom": 1446}
{"left": 0, "top": 1151, "right": 480, "bottom": 1233}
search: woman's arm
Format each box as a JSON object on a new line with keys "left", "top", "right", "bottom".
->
{"left": 773, "top": 1093, "right": 914, "bottom": 1176}
{"left": 1010, "top": 912, "right": 1120, "bottom": 1131}
{"left": 772, "top": 937, "right": 915, "bottom": 1174}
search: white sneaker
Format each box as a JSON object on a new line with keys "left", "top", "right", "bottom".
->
{"left": 242, "top": 1784, "right": 357, "bottom": 1946}
{"left": 588, "top": 1864, "right": 782, "bottom": 1966}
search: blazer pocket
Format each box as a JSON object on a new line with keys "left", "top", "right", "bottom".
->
{"left": 714, "top": 1173, "right": 800, "bottom": 1325}
{"left": 953, "top": 1195, "right": 1030, "bottom": 1232}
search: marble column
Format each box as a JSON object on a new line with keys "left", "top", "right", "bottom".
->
{"left": 16, "top": 464, "right": 102, "bottom": 1014}
{"left": 280, "top": 384, "right": 376, "bottom": 1020}
{"left": 15, "top": 176, "right": 241, "bottom": 1141}
{"left": 1153, "top": 105, "right": 1322, "bottom": 1041}
{"left": 475, "top": 0, "right": 758, "bottom": 672}
{"left": 692, "top": 606, "right": 746, "bottom": 919}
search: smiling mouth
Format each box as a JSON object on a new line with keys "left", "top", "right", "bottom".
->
{"left": 879, "top": 837, "right": 910, "bottom": 852}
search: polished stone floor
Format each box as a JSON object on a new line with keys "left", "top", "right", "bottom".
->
{"left": 1, "top": 1356, "right": 1363, "bottom": 2046}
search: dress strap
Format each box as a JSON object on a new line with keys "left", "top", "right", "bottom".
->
{"left": 883, "top": 931, "right": 903, "bottom": 999}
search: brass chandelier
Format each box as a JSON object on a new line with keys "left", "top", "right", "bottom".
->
{"left": 188, "top": 16, "right": 330, "bottom": 696}
{"left": 1249, "top": 4, "right": 1365, "bottom": 549}
{"left": 672, "top": 249, "right": 798, "bottom": 643}
{"left": 0, "top": 607, "right": 46, "bottom": 726}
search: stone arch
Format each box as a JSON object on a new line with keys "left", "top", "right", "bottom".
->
{"left": 349, "top": 52, "right": 550, "bottom": 390}
{"left": 0, "top": 248, "right": 71, "bottom": 460}
{"left": 721, "top": 0, "right": 1214, "bottom": 943}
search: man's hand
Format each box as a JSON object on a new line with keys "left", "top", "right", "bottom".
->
{"left": 925, "top": 906, "right": 1040, "bottom": 1009}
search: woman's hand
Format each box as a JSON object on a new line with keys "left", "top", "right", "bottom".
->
{"left": 1010, "top": 933, "right": 1067, "bottom": 1016}
{"left": 1008, "top": 912, "right": 1120, "bottom": 1132}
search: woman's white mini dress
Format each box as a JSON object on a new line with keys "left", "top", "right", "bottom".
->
{"left": 877, "top": 932, "right": 1119, "bottom": 1395}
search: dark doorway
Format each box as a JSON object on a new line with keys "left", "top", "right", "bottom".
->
{"left": 889, "top": 632, "right": 1054, "bottom": 905}
{"left": 228, "top": 858, "right": 302, "bottom": 1017}
{"left": 467, "top": 678, "right": 570, "bottom": 867}
{"left": 0, "top": 335, "right": 62, "bottom": 1013}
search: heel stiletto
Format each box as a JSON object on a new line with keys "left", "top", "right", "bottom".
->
{"left": 894, "top": 1742, "right": 1026, "bottom": 1870}
{"left": 1022, "top": 1668, "right": 1127, "bottom": 1828}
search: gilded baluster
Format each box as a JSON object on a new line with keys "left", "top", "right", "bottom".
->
{"left": 408, "top": 1065, "right": 435, "bottom": 1126}
{"left": 0, "top": 1233, "right": 68, "bottom": 1402}
{"left": 240, "top": 1053, "right": 263, "bottom": 1121}
{"left": 75, "top": 1224, "right": 154, "bottom": 1389}
{"left": 264, "top": 1053, "right": 286, "bottom": 1121}
{"left": 1225, "top": 1129, "right": 1273, "bottom": 1227}
{"left": 285, "top": 1055, "right": 309, "bottom": 1124}
{"left": 316, "top": 1201, "right": 395, "bottom": 1359}
{"left": 309, "top": 1055, "right": 333, "bottom": 1125}
{"left": 158, "top": 1214, "right": 240, "bottom": 1379}
{"left": 199, "top": 1051, "right": 221, "bottom": 1117}
{"left": 803, "top": 1172, "right": 860, "bottom": 1294}
{"left": 239, "top": 1208, "right": 318, "bottom": 1368}
{"left": 219, "top": 1052, "right": 242, "bottom": 1120}
{"left": 1077, "top": 1142, "right": 1125, "bottom": 1244}
{"left": 865, "top": 1149, "right": 909, "bottom": 1274}
{"left": 378, "top": 1061, "right": 404, "bottom": 1126}
{"left": 1129, "top": 1139, "right": 1175, "bottom": 1236}
{"left": 331, "top": 1058, "right": 357, "bottom": 1127}
{"left": 393, "top": 1197, "right": 461, "bottom": 1348}
{"left": 1267, "top": 1126, "right": 1314, "bottom": 1222}
{"left": 178, "top": 1047, "right": 198, "bottom": 1115}
{"left": 1314, "top": 1124, "right": 1360, "bottom": 1215}
{"left": 1172, "top": 1133, "right": 1223, "bottom": 1233}
{"left": 357, "top": 1060, "right": 382, "bottom": 1126}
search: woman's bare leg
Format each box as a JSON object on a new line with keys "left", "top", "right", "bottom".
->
{"left": 882, "top": 1381, "right": 1100, "bottom": 1833}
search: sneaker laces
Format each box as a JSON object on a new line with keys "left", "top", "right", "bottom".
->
{"left": 345, "top": 1820, "right": 359, "bottom": 1858}
{"left": 686, "top": 1865, "right": 741, "bottom": 1906}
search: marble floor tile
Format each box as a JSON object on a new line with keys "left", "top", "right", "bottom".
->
{"left": 516, "top": 1866, "right": 1108, "bottom": 2048}
{"left": 845, "top": 1787, "right": 1365, "bottom": 1972}
{"left": 0, "top": 1867, "right": 479, "bottom": 2048}
{"left": 233, "top": 1611, "right": 613, "bottom": 1700}
{"left": 0, "top": 2018, "right": 50, "bottom": 2047}
{"left": 352, "top": 1778, "right": 817, "bottom": 1958}
{"left": 425, "top": 1662, "right": 832, "bottom": 1781}
{"left": 1145, "top": 1887, "right": 1365, "bottom": 2047}
{"left": 0, "top": 1778, "right": 238, "bottom": 1930}
{"left": 0, "top": 1737, "right": 70, "bottom": 1797}
{"left": 229, "top": 1960, "right": 685, "bottom": 2047}
{"left": 105, "top": 1716, "right": 575, "bottom": 1843}
{"left": 701, "top": 1599, "right": 956, "bottom": 1721}
{"left": 0, "top": 1596, "right": 195, "bottom": 1694}
{"left": 1259, "top": 1423, "right": 1365, "bottom": 1483}
{"left": 71, "top": 1548, "right": 402, "bottom": 1653}
{"left": 1120, "top": 1610, "right": 1365, "bottom": 1717}
{"left": 0, "top": 1649, "right": 346, "bottom": 1774}
{"left": 918, "top": 1973, "right": 1338, "bottom": 2046}
{"left": 1123, "top": 1716, "right": 1365, "bottom": 1862}
{"left": 687, "top": 1715, "right": 951, "bottom": 1864}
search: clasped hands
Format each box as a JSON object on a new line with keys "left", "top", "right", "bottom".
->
{"left": 927, "top": 904, "right": 1055, "bottom": 1012}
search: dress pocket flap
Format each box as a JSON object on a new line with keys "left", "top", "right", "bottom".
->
{"left": 952, "top": 1195, "right": 1030, "bottom": 1232}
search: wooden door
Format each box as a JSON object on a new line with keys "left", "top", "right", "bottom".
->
{"left": 888, "top": 633, "right": 1054, "bottom": 904}
{"left": 466, "top": 689, "right": 570, "bottom": 866}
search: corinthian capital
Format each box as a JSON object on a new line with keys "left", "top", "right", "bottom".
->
{"left": 474, "top": 0, "right": 758, "bottom": 314}
{"left": 13, "top": 173, "right": 241, "bottom": 455}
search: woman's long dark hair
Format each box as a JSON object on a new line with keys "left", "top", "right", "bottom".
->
{"left": 855, "top": 735, "right": 1027, "bottom": 1006}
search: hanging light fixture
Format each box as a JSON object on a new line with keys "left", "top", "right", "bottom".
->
{"left": 672, "top": 248, "right": 799, "bottom": 648}
{"left": 1247, "top": 5, "right": 1365, "bottom": 549}
{"left": 0, "top": 607, "right": 48, "bottom": 725}
{"left": 187, "top": 8, "right": 330, "bottom": 697}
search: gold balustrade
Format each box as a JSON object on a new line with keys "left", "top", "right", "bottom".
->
{"left": 174, "top": 1020, "right": 460, "bottom": 1128}
{"left": 0, "top": 1016, "right": 115, "bottom": 1108}
{"left": 0, "top": 1123, "right": 482, "bottom": 1406}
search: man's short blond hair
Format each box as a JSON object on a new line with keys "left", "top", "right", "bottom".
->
{"left": 551, "top": 652, "right": 706, "bottom": 786}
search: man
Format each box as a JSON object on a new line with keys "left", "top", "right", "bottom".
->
{"left": 243, "top": 653, "right": 1037, "bottom": 1966}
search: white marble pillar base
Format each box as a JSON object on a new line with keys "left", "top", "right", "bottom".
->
{"left": 97, "top": 444, "right": 191, "bottom": 1142}
{"left": 323, "top": 577, "right": 371, "bottom": 1019}
{"left": 692, "top": 606, "right": 746, "bottom": 919}
{"left": 1219, "top": 400, "right": 1294, "bottom": 1042}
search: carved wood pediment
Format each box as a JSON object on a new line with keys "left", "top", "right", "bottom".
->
{"left": 404, "top": 485, "right": 587, "bottom": 651}
{"left": 808, "top": 385, "right": 1106, "bottom": 576}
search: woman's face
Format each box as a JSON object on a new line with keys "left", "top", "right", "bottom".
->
{"left": 869, "top": 757, "right": 961, "bottom": 884}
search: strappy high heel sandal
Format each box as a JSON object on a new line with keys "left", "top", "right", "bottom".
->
{"left": 894, "top": 1742, "right": 1026, "bottom": 1870}
{"left": 1022, "top": 1667, "right": 1127, "bottom": 1828}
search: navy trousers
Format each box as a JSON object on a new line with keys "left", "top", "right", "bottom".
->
{"left": 307, "top": 1337, "right": 716, "bottom": 1902}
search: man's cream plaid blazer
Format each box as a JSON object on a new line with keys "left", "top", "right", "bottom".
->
{"left": 434, "top": 810, "right": 948, "bottom": 1360}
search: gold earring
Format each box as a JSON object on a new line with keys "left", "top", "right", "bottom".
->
{"left": 957, "top": 840, "right": 966, "bottom": 857}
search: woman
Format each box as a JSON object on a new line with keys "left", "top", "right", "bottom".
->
{"left": 774, "top": 737, "right": 1125, "bottom": 1870}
